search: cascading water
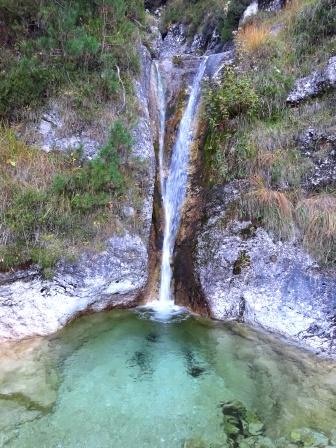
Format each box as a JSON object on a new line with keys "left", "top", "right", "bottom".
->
{"left": 154, "top": 61, "right": 166, "bottom": 200}
{"left": 154, "top": 57, "right": 208, "bottom": 316}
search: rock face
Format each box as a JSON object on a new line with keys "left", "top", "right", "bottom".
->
{"left": 259, "top": 0, "right": 286, "bottom": 11}
{"left": 298, "top": 127, "right": 336, "bottom": 189}
{"left": 0, "top": 46, "right": 156, "bottom": 341}
{"left": 196, "top": 182, "right": 336, "bottom": 357}
{"left": 287, "top": 56, "right": 336, "bottom": 105}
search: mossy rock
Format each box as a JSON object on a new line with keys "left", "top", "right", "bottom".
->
{"left": 290, "top": 428, "right": 329, "bottom": 447}
{"left": 220, "top": 400, "right": 264, "bottom": 443}
{"left": 233, "top": 251, "right": 251, "bottom": 275}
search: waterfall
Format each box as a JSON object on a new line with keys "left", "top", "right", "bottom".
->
{"left": 154, "top": 57, "right": 208, "bottom": 316}
{"left": 154, "top": 62, "right": 166, "bottom": 199}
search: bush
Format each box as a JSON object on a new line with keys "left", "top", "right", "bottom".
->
{"left": 0, "top": 57, "right": 54, "bottom": 120}
{"left": 205, "top": 67, "right": 259, "bottom": 129}
{"left": 203, "top": 67, "right": 259, "bottom": 182}
{"left": 0, "top": 121, "right": 133, "bottom": 272}
{"left": 0, "top": 0, "right": 145, "bottom": 119}
{"left": 220, "top": 0, "right": 251, "bottom": 41}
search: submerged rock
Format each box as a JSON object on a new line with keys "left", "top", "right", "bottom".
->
{"left": 290, "top": 428, "right": 329, "bottom": 447}
{"left": 287, "top": 57, "right": 336, "bottom": 105}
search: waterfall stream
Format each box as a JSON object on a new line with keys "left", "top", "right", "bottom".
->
{"left": 154, "top": 62, "right": 166, "bottom": 200}
{"left": 153, "top": 57, "right": 208, "bottom": 316}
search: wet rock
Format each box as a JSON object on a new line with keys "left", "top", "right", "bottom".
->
{"left": 220, "top": 400, "right": 264, "bottom": 445}
{"left": 290, "top": 428, "right": 329, "bottom": 447}
{"left": 196, "top": 182, "right": 336, "bottom": 357}
{"left": 183, "top": 439, "right": 207, "bottom": 448}
{"left": 287, "top": 57, "right": 336, "bottom": 105}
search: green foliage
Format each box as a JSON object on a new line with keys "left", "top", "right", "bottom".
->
{"left": 0, "top": 0, "right": 145, "bottom": 120}
{"left": 162, "top": 0, "right": 229, "bottom": 39}
{"left": 52, "top": 121, "right": 132, "bottom": 211}
{"left": 291, "top": 0, "right": 336, "bottom": 61}
{"left": 0, "top": 57, "right": 55, "bottom": 120}
{"left": 203, "top": 67, "right": 259, "bottom": 182}
{"left": 0, "top": 121, "right": 132, "bottom": 272}
{"left": 205, "top": 67, "right": 259, "bottom": 128}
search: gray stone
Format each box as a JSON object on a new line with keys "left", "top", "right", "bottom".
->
{"left": 0, "top": 233, "right": 148, "bottom": 339}
{"left": 297, "top": 127, "right": 336, "bottom": 189}
{"left": 240, "top": 1, "right": 258, "bottom": 26}
{"left": 287, "top": 57, "right": 336, "bottom": 105}
{"left": 196, "top": 182, "right": 336, "bottom": 356}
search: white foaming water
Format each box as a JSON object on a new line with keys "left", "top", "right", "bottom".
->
{"left": 152, "top": 57, "right": 208, "bottom": 318}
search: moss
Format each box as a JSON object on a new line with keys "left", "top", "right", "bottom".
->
{"left": 172, "top": 55, "right": 183, "bottom": 67}
{"left": 233, "top": 251, "right": 251, "bottom": 275}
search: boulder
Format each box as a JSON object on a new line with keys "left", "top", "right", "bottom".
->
{"left": 196, "top": 182, "right": 336, "bottom": 356}
{"left": 287, "top": 57, "right": 336, "bottom": 105}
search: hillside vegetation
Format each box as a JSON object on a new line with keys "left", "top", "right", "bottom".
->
{"left": 162, "top": 0, "right": 252, "bottom": 42}
{"left": 203, "top": 0, "right": 336, "bottom": 265}
{"left": 0, "top": 0, "right": 145, "bottom": 120}
{"left": 0, "top": 0, "right": 147, "bottom": 274}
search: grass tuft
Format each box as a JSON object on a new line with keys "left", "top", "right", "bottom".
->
{"left": 296, "top": 194, "right": 336, "bottom": 265}
{"left": 241, "top": 177, "right": 294, "bottom": 238}
{"left": 236, "top": 22, "right": 270, "bottom": 53}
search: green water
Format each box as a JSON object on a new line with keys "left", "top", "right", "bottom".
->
{"left": 0, "top": 309, "right": 335, "bottom": 448}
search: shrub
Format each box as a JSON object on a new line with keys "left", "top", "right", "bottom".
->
{"left": 220, "top": 0, "right": 251, "bottom": 41}
{"left": 0, "top": 0, "right": 144, "bottom": 119}
{"left": 203, "top": 67, "right": 259, "bottom": 181}
{"left": 205, "top": 67, "right": 259, "bottom": 129}
{"left": 0, "top": 57, "right": 54, "bottom": 120}
{"left": 0, "top": 121, "right": 133, "bottom": 272}
{"left": 162, "top": 0, "right": 230, "bottom": 39}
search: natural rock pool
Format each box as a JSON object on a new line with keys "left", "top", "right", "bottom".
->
{"left": 0, "top": 309, "right": 335, "bottom": 448}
